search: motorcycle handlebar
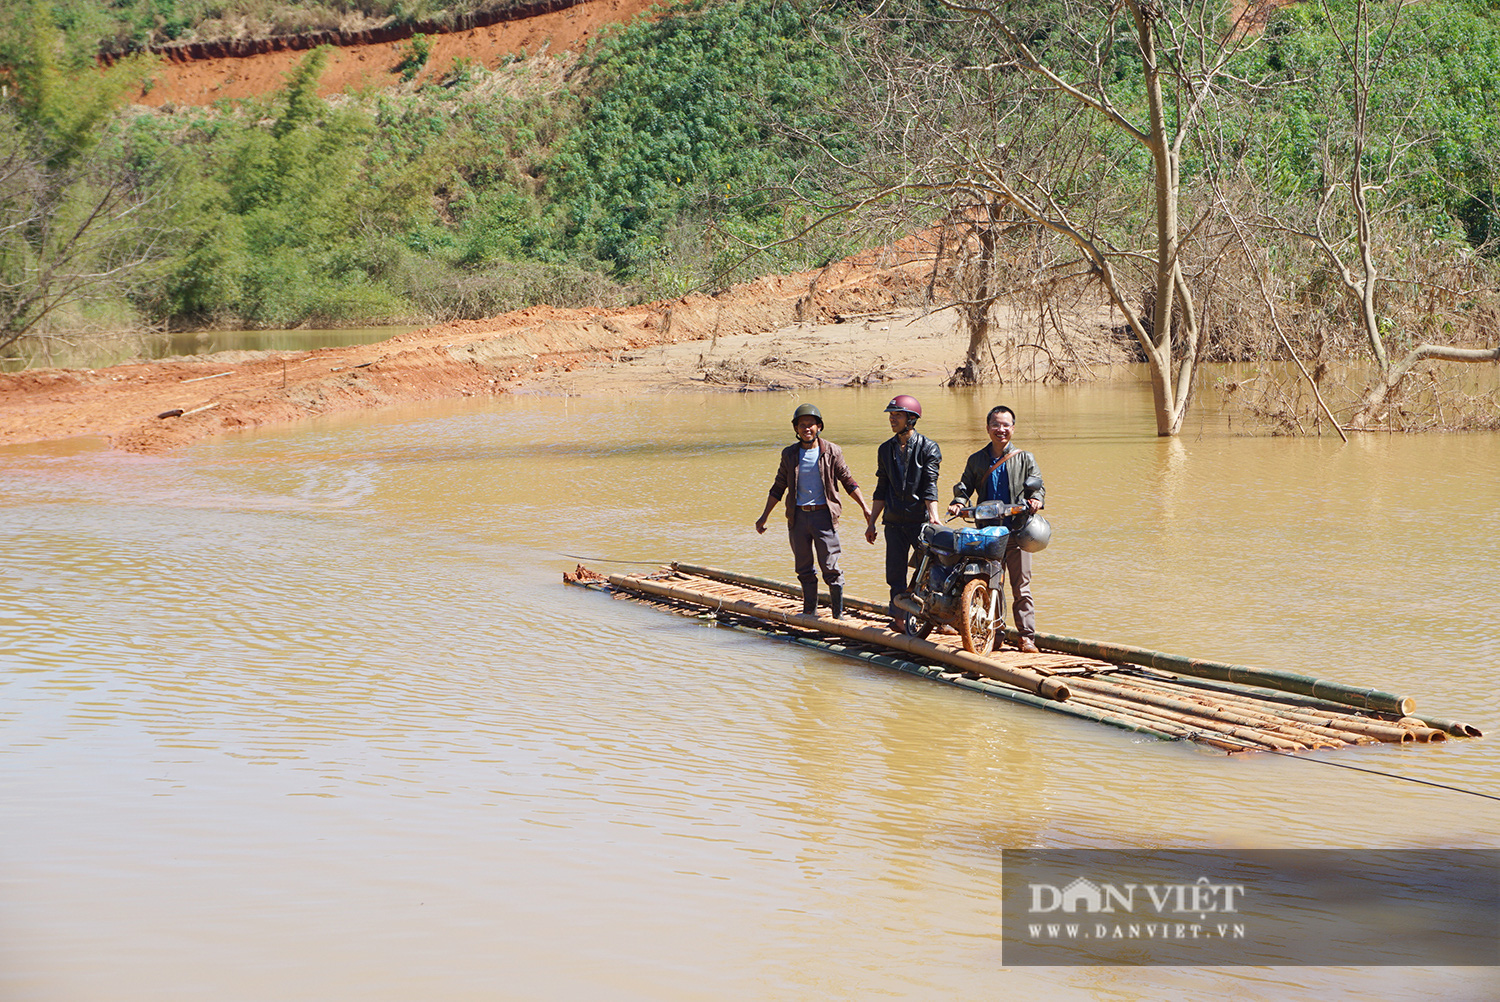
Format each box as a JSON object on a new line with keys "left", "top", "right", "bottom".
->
{"left": 948, "top": 502, "right": 1029, "bottom": 521}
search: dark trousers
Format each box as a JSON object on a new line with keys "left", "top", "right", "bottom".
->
{"left": 883, "top": 521, "right": 925, "bottom": 614}
{"left": 789, "top": 507, "right": 844, "bottom": 590}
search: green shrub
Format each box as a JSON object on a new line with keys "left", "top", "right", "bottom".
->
{"left": 395, "top": 34, "right": 431, "bottom": 83}
{"left": 1253, "top": 0, "right": 1500, "bottom": 249}
{"left": 547, "top": 0, "right": 857, "bottom": 285}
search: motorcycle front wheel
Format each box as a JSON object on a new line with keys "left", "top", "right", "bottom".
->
{"left": 957, "top": 578, "right": 996, "bottom": 654}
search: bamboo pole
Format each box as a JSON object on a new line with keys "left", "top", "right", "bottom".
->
{"left": 1119, "top": 670, "right": 1463, "bottom": 742}
{"left": 1115, "top": 666, "right": 1412, "bottom": 718}
{"left": 1117, "top": 674, "right": 1427, "bottom": 744}
{"left": 1065, "top": 690, "right": 1312, "bottom": 752}
{"left": 1066, "top": 676, "right": 1381, "bottom": 749}
{"left": 1202, "top": 696, "right": 1436, "bottom": 743}
{"left": 1022, "top": 629, "right": 1416, "bottom": 716}
{"left": 1391, "top": 719, "right": 1450, "bottom": 743}
{"left": 1414, "top": 716, "right": 1484, "bottom": 738}
{"left": 1060, "top": 693, "right": 1263, "bottom": 752}
{"left": 609, "top": 572, "right": 1071, "bottom": 701}
{"left": 1067, "top": 684, "right": 1331, "bottom": 751}
{"left": 673, "top": 563, "right": 888, "bottom": 614}
{"left": 1064, "top": 689, "right": 1276, "bottom": 746}
{"left": 958, "top": 682, "right": 1183, "bottom": 740}
{"left": 1123, "top": 681, "right": 1440, "bottom": 745}
{"left": 1106, "top": 693, "right": 1356, "bottom": 749}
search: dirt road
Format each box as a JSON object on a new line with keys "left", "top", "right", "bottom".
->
{"left": 131, "top": 0, "right": 661, "bottom": 108}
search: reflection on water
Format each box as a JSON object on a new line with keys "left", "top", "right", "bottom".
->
{"left": 1, "top": 326, "right": 419, "bottom": 372}
{"left": 1, "top": 381, "right": 1497, "bottom": 1001}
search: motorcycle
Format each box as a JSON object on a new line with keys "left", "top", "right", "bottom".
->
{"left": 892, "top": 475, "right": 1046, "bottom": 654}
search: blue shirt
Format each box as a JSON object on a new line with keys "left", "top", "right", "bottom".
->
{"left": 796, "top": 445, "right": 828, "bottom": 506}
{"left": 985, "top": 459, "right": 1011, "bottom": 504}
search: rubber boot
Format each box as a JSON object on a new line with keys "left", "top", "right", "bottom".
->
{"left": 802, "top": 586, "right": 818, "bottom": 616}
{"left": 829, "top": 584, "right": 844, "bottom": 620}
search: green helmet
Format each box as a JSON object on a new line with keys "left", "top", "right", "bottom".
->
{"left": 791, "top": 403, "right": 824, "bottom": 428}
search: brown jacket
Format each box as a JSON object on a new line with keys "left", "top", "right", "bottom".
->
{"left": 767, "top": 439, "right": 861, "bottom": 526}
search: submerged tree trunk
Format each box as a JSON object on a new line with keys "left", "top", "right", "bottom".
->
{"left": 1134, "top": 1, "right": 1201, "bottom": 436}
{"left": 951, "top": 202, "right": 1000, "bottom": 386}
{"left": 1351, "top": 343, "right": 1500, "bottom": 428}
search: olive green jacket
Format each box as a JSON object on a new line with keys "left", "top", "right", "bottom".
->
{"left": 952, "top": 445, "right": 1045, "bottom": 509}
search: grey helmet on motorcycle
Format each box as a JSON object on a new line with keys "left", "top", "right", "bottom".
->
{"left": 883, "top": 394, "right": 922, "bottom": 418}
{"left": 1014, "top": 513, "right": 1052, "bottom": 553}
{"left": 791, "top": 403, "right": 824, "bottom": 429}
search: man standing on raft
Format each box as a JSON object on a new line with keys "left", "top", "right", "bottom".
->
{"left": 948, "top": 405, "right": 1046, "bottom": 653}
{"left": 865, "top": 395, "right": 942, "bottom": 633}
{"left": 755, "top": 403, "right": 872, "bottom": 620}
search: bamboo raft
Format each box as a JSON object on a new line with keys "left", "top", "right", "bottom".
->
{"left": 564, "top": 563, "right": 1484, "bottom": 754}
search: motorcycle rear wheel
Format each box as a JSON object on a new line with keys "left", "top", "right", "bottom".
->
{"left": 904, "top": 615, "right": 934, "bottom": 640}
{"left": 957, "top": 578, "right": 995, "bottom": 654}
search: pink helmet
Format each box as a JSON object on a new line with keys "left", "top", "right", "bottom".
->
{"left": 884, "top": 394, "right": 922, "bottom": 418}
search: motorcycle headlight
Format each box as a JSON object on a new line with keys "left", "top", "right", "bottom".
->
{"left": 974, "top": 500, "right": 1007, "bottom": 523}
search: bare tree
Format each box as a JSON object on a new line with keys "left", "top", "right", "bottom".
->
{"left": 820, "top": 0, "right": 1270, "bottom": 434}
{"left": 1253, "top": 0, "right": 1498, "bottom": 430}
{"left": 947, "top": 200, "right": 1005, "bottom": 384}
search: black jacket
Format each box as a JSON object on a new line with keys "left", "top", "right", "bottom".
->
{"left": 873, "top": 432, "right": 942, "bottom": 524}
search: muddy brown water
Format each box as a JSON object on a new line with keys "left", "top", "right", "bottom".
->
{"left": 2, "top": 378, "right": 1497, "bottom": 999}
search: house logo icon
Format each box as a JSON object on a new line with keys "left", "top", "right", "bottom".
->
{"left": 1059, "top": 877, "right": 1103, "bottom": 913}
